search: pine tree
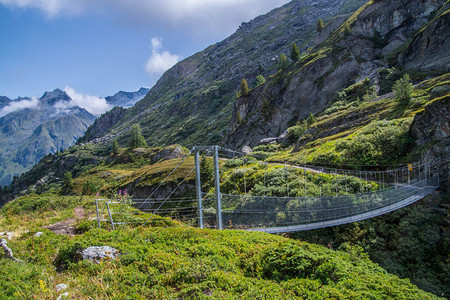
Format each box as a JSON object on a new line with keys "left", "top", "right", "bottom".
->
{"left": 256, "top": 75, "right": 266, "bottom": 86}
{"left": 240, "top": 78, "right": 249, "bottom": 97}
{"left": 316, "top": 18, "right": 324, "bottom": 33}
{"left": 278, "top": 54, "right": 289, "bottom": 71}
{"left": 60, "top": 171, "right": 73, "bottom": 195}
{"left": 112, "top": 140, "right": 120, "bottom": 155}
{"left": 307, "top": 112, "right": 316, "bottom": 126}
{"left": 290, "top": 43, "right": 301, "bottom": 62}
{"left": 344, "top": 22, "right": 351, "bottom": 36}
{"left": 128, "top": 124, "right": 148, "bottom": 149}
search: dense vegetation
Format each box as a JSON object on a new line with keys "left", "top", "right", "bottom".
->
{"left": 0, "top": 195, "right": 443, "bottom": 299}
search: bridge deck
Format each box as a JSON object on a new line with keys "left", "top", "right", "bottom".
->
{"left": 246, "top": 185, "right": 438, "bottom": 233}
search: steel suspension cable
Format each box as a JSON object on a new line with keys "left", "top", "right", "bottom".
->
{"left": 137, "top": 147, "right": 195, "bottom": 209}
{"left": 143, "top": 150, "right": 210, "bottom": 225}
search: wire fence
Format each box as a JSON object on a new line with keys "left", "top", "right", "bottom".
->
{"left": 95, "top": 146, "right": 440, "bottom": 232}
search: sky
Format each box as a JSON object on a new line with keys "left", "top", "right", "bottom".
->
{"left": 0, "top": 0, "right": 289, "bottom": 114}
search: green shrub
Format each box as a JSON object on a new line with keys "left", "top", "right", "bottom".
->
{"left": 393, "top": 74, "right": 413, "bottom": 105}
{"left": 286, "top": 124, "right": 307, "bottom": 144}
{"left": 336, "top": 119, "right": 414, "bottom": 165}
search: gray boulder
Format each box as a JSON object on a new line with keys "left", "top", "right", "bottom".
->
{"left": 81, "top": 246, "right": 119, "bottom": 263}
{"left": 55, "top": 284, "right": 68, "bottom": 292}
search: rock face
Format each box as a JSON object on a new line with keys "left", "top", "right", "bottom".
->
{"left": 79, "top": 106, "right": 127, "bottom": 144}
{"left": 225, "top": 0, "right": 448, "bottom": 149}
{"left": 151, "top": 146, "right": 185, "bottom": 163}
{"left": 0, "top": 96, "right": 11, "bottom": 110}
{"left": 411, "top": 97, "right": 450, "bottom": 191}
{"left": 400, "top": 3, "right": 450, "bottom": 72}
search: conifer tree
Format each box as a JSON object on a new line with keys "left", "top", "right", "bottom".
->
{"left": 344, "top": 22, "right": 351, "bottom": 36}
{"left": 316, "top": 18, "right": 324, "bottom": 32}
{"left": 278, "top": 54, "right": 289, "bottom": 71}
{"left": 60, "top": 171, "right": 73, "bottom": 195}
{"left": 290, "top": 43, "right": 301, "bottom": 62}
{"left": 128, "top": 124, "right": 147, "bottom": 149}
{"left": 256, "top": 75, "right": 266, "bottom": 86}
{"left": 112, "top": 140, "right": 120, "bottom": 155}
{"left": 240, "top": 78, "right": 249, "bottom": 97}
{"left": 307, "top": 112, "right": 316, "bottom": 126}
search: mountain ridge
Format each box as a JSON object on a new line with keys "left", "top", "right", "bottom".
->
{"left": 0, "top": 87, "right": 149, "bottom": 186}
{"left": 80, "top": 0, "right": 369, "bottom": 148}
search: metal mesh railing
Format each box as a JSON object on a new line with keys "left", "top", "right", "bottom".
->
{"left": 95, "top": 145, "right": 440, "bottom": 233}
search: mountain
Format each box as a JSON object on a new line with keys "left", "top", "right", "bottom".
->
{"left": 105, "top": 87, "right": 149, "bottom": 108}
{"left": 0, "top": 87, "right": 150, "bottom": 187}
{"left": 0, "top": 89, "right": 96, "bottom": 186}
{"left": 80, "top": 0, "right": 368, "bottom": 148}
{"left": 0, "top": 96, "right": 11, "bottom": 109}
{"left": 225, "top": 0, "right": 449, "bottom": 148}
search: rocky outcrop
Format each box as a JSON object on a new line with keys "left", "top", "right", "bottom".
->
{"left": 411, "top": 97, "right": 450, "bottom": 190}
{"left": 151, "top": 146, "right": 185, "bottom": 163}
{"left": 400, "top": 3, "right": 450, "bottom": 72}
{"left": 225, "top": 0, "right": 447, "bottom": 149}
{"left": 79, "top": 106, "right": 126, "bottom": 144}
{"left": 0, "top": 239, "right": 22, "bottom": 262}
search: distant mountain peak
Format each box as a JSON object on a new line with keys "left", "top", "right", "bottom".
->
{"left": 40, "top": 89, "right": 71, "bottom": 105}
{"left": 105, "top": 87, "right": 149, "bottom": 108}
{"left": 0, "top": 96, "right": 11, "bottom": 110}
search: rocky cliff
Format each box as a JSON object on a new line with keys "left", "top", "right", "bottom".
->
{"left": 411, "top": 96, "right": 450, "bottom": 191}
{"left": 225, "top": 0, "right": 448, "bottom": 149}
{"left": 78, "top": 106, "right": 127, "bottom": 144}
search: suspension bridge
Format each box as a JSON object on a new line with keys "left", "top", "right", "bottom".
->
{"left": 96, "top": 145, "right": 440, "bottom": 233}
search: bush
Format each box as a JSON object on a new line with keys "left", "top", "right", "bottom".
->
{"left": 393, "top": 74, "right": 413, "bottom": 105}
{"left": 336, "top": 119, "right": 414, "bottom": 165}
{"left": 286, "top": 124, "right": 308, "bottom": 144}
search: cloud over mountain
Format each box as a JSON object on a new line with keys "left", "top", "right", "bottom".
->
{"left": 64, "top": 86, "right": 111, "bottom": 116}
{"left": 0, "top": 96, "right": 39, "bottom": 117}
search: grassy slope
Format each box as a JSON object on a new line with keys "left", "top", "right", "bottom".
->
{"left": 0, "top": 195, "right": 442, "bottom": 299}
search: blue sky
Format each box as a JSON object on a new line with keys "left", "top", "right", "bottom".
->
{"left": 0, "top": 0, "right": 289, "bottom": 104}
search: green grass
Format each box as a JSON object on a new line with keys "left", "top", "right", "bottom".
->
{"left": 0, "top": 194, "right": 442, "bottom": 299}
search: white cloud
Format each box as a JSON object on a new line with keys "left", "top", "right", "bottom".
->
{"left": 0, "top": 0, "right": 83, "bottom": 17}
{"left": 64, "top": 86, "right": 112, "bottom": 116}
{"left": 0, "top": 96, "right": 39, "bottom": 117}
{"left": 145, "top": 37, "right": 181, "bottom": 77}
{"left": 0, "top": 0, "right": 290, "bottom": 38}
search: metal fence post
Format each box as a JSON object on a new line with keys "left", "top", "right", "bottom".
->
{"left": 195, "top": 150, "right": 204, "bottom": 229}
{"left": 213, "top": 145, "right": 223, "bottom": 230}
{"left": 95, "top": 199, "right": 101, "bottom": 229}
{"left": 106, "top": 202, "right": 115, "bottom": 230}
